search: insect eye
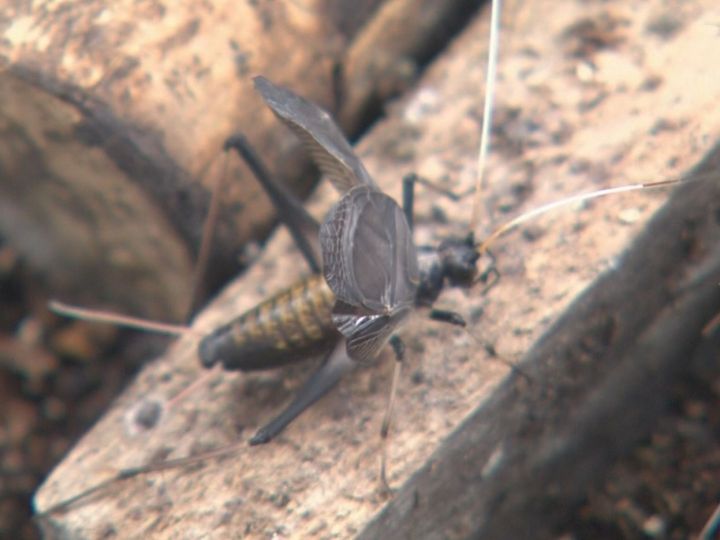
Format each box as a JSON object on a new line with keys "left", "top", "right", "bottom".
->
{"left": 450, "top": 266, "right": 478, "bottom": 287}
{"left": 437, "top": 236, "right": 481, "bottom": 286}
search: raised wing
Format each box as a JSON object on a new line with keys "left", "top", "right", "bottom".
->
{"left": 254, "top": 76, "right": 377, "bottom": 194}
{"left": 319, "top": 186, "right": 419, "bottom": 361}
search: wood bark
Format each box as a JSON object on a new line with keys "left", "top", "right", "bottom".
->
{"left": 0, "top": 0, "right": 478, "bottom": 319}
{"left": 32, "top": 1, "right": 720, "bottom": 538}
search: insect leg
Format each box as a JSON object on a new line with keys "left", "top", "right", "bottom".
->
{"left": 224, "top": 134, "right": 322, "bottom": 272}
{"left": 249, "top": 338, "right": 354, "bottom": 445}
{"left": 477, "top": 248, "right": 501, "bottom": 293}
{"left": 380, "top": 335, "right": 405, "bottom": 492}
{"left": 428, "top": 309, "right": 467, "bottom": 327}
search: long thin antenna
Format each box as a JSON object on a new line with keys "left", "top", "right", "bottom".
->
{"left": 48, "top": 301, "right": 189, "bottom": 337}
{"left": 476, "top": 175, "right": 696, "bottom": 253}
{"left": 470, "top": 0, "right": 502, "bottom": 233}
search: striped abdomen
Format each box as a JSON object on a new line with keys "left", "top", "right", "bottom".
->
{"left": 199, "top": 274, "right": 338, "bottom": 371}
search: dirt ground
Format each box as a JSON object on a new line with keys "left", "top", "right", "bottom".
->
{"left": 0, "top": 241, "right": 172, "bottom": 538}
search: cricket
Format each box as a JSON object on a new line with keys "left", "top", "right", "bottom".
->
{"left": 31, "top": 1, "right": 720, "bottom": 538}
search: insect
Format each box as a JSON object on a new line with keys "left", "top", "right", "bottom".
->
{"left": 41, "top": 73, "right": 491, "bottom": 497}
{"left": 33, "top": 3, "right": 719, "bottom": 537}
{"left": 196, "top": 76, "right": 486, "bottom": 449}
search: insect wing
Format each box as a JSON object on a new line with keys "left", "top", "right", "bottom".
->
{"left": 254, "top": 76, "right": 377, "bottom": 193}
{"left": 319, "top": 186, "right": 419, "bottom": 361}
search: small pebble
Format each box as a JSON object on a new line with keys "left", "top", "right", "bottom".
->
{"left": 618, "top": 207, "right": 641, "bottom": 224}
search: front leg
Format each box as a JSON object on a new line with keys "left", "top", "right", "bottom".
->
{"left": 380, "top": 335, "right": 405, "bottom": 492}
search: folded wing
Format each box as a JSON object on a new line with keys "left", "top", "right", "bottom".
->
{"left": 320, "top": 186, "right": 419, "bottom": 361}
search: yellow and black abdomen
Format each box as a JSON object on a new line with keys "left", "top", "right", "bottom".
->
{"left": 199, "top": 274, "right": 338, "bottom": 371}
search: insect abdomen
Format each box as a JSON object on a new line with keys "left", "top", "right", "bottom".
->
{"left": 199, "top": 274, "right": 337, "bottom": 371}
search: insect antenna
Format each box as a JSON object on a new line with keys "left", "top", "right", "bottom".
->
{"left": 48, "top": 300, "right": 221, "bottom": 410}
{"left": 469, "top": 0, "right": 502, "bottom": 234}
{"left": 188, "top": 151, "right": 231, "bottom": 317}
{"left": 475, "top": 172, "right": 713, "bottom": 255}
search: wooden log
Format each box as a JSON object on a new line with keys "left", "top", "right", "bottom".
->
{"left": 0, "top": 0, "right": 478, "bottom": 320}
{"left": 0, "top": 0, "right": 343, "bottom": 319}
{"left": 33, "top": 0, "right": 720, "bottom": 538}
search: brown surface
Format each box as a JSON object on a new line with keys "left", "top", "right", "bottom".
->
{"left": 2, "top": 0, "right": 479, "bottom": 319}
{"left": 339, "top": 0, "right": 488, "bottom": 130}
{"left": 0, "top": 3, "right": 483, "bottom": 537}
{"left": 360, "top": 157, "right": 720, "bottom": 538}
{"left": 27, "top": 0, "right": 720, "bottom": 538}
{"left": 0, "top": 0, "right": 344, "bottom": 320}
